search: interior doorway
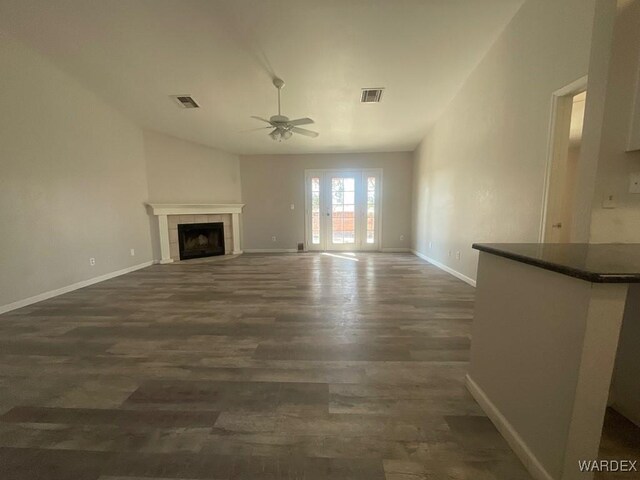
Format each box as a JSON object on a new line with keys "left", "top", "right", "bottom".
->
{"left": 305, "top": 169, "right": 382, "bottom": 251}
{"left": 541, "top": 78, "right": 588, "bottom": 243}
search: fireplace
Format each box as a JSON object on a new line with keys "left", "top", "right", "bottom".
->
{"left": 178, "top": 222, "right": 225, "bottom": 260}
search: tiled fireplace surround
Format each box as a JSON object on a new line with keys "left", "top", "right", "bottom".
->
{"left": 147, "top": 204, "right": 244, "bottom": 264}
{"left": 168, "top": 214, "right": 232, "bottom": 260}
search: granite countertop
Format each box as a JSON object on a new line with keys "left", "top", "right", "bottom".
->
{"left": 472, "top": 243, "right": 640, "bottom": 283}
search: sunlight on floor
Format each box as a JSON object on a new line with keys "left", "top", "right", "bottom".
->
{"left": 321, "top": 252, "right": 359, "bottom": 262}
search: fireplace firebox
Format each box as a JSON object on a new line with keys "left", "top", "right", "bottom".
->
{"left": 177, "top": 222, "right": 225, "bottom": 260}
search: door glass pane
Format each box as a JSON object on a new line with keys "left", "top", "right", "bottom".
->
{"left": 344, "top": 178, "right": 355, "bottom": 191}
{"left": 344, "top": 203, "right": 355, "bottom": 243}
{"left": 332, "top": 176, "right": 355, "bottom": 244}
{"left": 367, "top": 176, "right": 376, "bottom": 244}
{"left": 344, "top": 191, "right": 355, "bottom": 205}
{"left": 311, "top": 177, "right": 320, "bottom": 244}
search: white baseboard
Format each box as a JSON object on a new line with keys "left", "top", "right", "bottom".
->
{"left": 465, "top": 375, "right": 554, "bottom": 480}
{"left": 243, "top": 248, "right": 299, "bottom": 253}
{"left": 244, "top": 248, "right": 411, "bottom": 254}
{"left": 412, "top": 250, "right": 476, "bottom": 287}
{"left": 0, "top": 260, "right": 154, "bottom": 315}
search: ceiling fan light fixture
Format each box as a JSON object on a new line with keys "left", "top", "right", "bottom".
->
{"left": 249, "top": 78, "right": 319, "bottom": 141}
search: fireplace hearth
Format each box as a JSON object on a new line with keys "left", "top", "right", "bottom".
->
{"left": 178, "top": 222, "right": 225, "bottom": 260}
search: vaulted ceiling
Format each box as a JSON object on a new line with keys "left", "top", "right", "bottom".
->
{"left": 0, "top": 0, "right": 524, "bottom": 154}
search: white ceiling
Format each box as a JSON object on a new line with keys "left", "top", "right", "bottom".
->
{"left": 0, "top": 0, "right": 524, "bottom": 155}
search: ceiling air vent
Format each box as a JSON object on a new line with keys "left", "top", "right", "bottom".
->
{"left": 171, "top": 95, "right": 200, "bottom": 109}
{"left": 360, "top": 88, "right": 384, "bottom": 103}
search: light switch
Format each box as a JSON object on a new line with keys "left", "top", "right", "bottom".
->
{"left": 629, "top": 173, "right": 640, "bottom": 194}
{"left": 602, "top": 193, "right": 617, "bottom": 209}
{"left": 290, "top": 204, "right": 295, "bottom": 210}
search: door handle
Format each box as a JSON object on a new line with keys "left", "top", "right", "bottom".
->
{"left": 552, "top": 222, "right": 562, "bottom": 229}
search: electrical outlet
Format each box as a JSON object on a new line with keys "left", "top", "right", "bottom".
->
{"left": 271, "top": 235, "right": 277, "bottom": 242}
{"left": 456, "top": 251, "right": 461, "bottom": 260}
{"left": 602, "top": 193, "right": 617, "bottom": 209}
{"left": 130, "top": 248, "right": 135, "bottom": 256}
{"left": 89, "top": 257, "right": 96, "bottom": 266}
{"left": 629, "top": 173, "right": 640, "bottom": 194}
{"left": 290, "top": 204, "right": 295, "bottom": 210}
{"left": 448, "top": 250, "right": 452, "bottom": 257}
{"left": 429, "top": 242, "right": 432, "bottom": 249}
{"left": 400, "top": 234, "right": 404, "bottom": 241}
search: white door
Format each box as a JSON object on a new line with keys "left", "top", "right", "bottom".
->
{"left": 305, "top": 169, "right": 381, "bottom": 251}
{"left": 328, "top": 172, "right": 358, "bottom": 250}
{"left": 543, "top": 89, "right": 586, "bottom": 243}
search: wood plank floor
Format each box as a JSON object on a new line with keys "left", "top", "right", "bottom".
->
{"left": 0, "top": 252, "right": 536, "bottom": 479}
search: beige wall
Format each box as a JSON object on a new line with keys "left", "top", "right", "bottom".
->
{"left": 0, "top": 32, "right": 153, "bottom": 309}
{"left": 470, "top": 252, "right": 629, "bottom": 479}
{"left": 470, "top": 253, "right": 591, "bottom": 478}
{"left": 612, "top": 285, "right": 640, "bottom": 427}
{"left": 412, "top": 0, "right": 598, "bottom": 280}
{"left": 588, "top": 0, "right": 640, "bottom": 428}
{"left": 589, "top": 0, "right": 640, "bottom": 243}
{"left": 144, "top": 130, "right": 241, "bottom": 204}
{"left": 240, "top": 153, "right": 412, "bottom": 251}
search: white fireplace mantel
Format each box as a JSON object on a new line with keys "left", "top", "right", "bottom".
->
{"left": 146, "top": 203, "right": 245, "bottom": 263}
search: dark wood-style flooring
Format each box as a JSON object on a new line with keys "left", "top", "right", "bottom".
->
{"left": 0, "top": 252, "right": 547, "bottom": 479}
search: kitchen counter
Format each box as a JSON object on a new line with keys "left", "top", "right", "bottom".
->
{"left": 472, "top": 243, "right": 640, "bottom": 283}
{"left": 467, "top": 243, "right": 637, "bottom": 480}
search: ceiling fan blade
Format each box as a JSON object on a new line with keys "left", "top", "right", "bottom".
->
{"left": 240, "top": 126, "right": 272, "bottom": 133}
{"left": 291, "top": 127, "right": 319, "bottom": 138}
{"left": 287, "top": 117, "right": 314, "bottom": 126}
{"left": 251, "top": 116, "right": 273, "bottom": 125}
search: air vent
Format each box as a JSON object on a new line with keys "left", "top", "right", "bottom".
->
{"left": 171, "top": 95, "right": 200, "bottom": 109}
{"left": 360, "top": 88, "right": 384, "bottom": 103}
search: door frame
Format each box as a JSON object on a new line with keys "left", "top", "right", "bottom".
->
{"left": 539, "top": 75, "right": 588, "bottom": 243}
{"left": 304, "top": 168, "right": 383, "bottom": 251}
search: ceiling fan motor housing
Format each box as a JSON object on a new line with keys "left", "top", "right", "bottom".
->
{"left": 270, "top": 115, "right": 289, "bottom": 124}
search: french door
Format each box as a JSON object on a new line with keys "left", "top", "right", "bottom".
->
{"left": 305, "top": 169, "right": 382, "bottom": 251}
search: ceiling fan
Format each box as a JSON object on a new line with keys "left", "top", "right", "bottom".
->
{"left": 250, "top": 78, "right": 319, "bottom": 141}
